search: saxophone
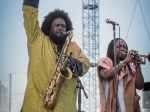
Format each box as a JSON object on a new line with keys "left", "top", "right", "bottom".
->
{"left": 43, "top": 30, "right": 73, "bottom": 108}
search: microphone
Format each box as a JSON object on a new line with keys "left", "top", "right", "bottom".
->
{"left": 106, "top": 18, "right": 119, "bottom": 26}
{"left": 61, "top": 57, "right": 70, "bottom": 71}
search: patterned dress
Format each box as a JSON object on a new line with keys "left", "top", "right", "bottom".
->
{"left": 21, "top": 5, "right": 89, "bottom": 112}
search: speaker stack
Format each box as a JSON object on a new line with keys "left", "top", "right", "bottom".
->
{"left": 142, "top": 82, "right": 150, "bottom": 109}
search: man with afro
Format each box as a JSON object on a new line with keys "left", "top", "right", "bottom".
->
{"left": 21, "top": 0, "right": 89, "bottom": 111}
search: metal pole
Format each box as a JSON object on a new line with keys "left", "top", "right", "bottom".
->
{"left": 0, "top": 81, "right": 1, "bottom": 112}
{"left": 9, "top": 74, "right": 12, "bottom": 112}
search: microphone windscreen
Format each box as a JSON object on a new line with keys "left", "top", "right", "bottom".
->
{"left": 106, "top": 18, "right": 110, "bottom": 23}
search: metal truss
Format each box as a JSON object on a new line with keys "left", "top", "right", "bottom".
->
{"left": 82, "top": 0, "right": 100, "bottom": 112}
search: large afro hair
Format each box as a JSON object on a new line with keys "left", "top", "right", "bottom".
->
{"left": 41, "top": 9, "right": 73, "bottom": 36}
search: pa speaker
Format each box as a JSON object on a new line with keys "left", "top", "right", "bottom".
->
{"left": 142, "top": 82, "right": 150, "bottom": 109}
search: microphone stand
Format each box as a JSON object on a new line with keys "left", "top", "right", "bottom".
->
{"left": 112, "top": 24, "right": 118, "bottom": 112}
{"left": 70, "top": 53, "right": 88, "bottom": 112}
{"left": 74, "top": 76, "right": 88, "bottom": 112}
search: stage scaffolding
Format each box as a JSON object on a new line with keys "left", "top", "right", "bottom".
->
{"left": 82, "top": 0, "right": 100, "bottom": 112}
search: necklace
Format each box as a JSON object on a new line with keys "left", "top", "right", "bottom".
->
{"left": 50, "top": 39, "right": 60, "bottom": 62}
{"left": 53, "top": 46, "right": 60, "bottom": 57}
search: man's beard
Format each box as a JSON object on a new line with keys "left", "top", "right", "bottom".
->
{"left": 49, "top": 32, "right": 67, "bottom": 45}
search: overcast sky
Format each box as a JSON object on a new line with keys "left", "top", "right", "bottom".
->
{"left": 1, "top": 0, "right": 150, "bottom": 80}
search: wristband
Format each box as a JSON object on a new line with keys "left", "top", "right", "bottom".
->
{"left": 119, "top": 61, "right": 126, "bottom": 67}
